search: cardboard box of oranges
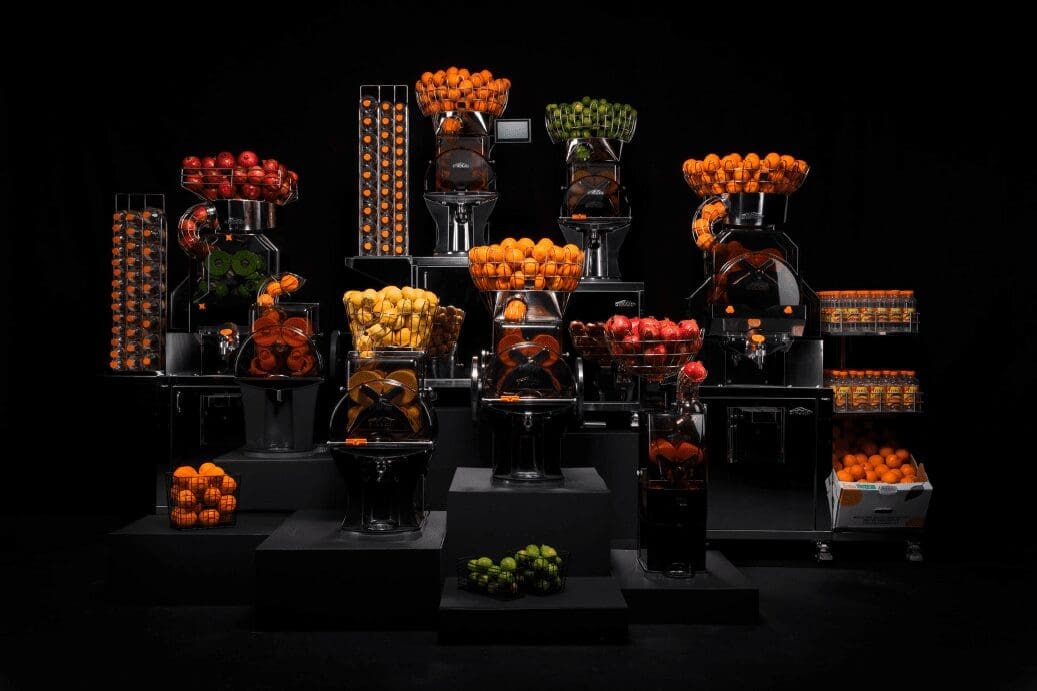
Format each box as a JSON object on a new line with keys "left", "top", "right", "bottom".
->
{"left": 165, "top": 463, "right": 241, "bottom": 530}
{"left": 827, "top": 454, "right": 932, "bottom": 530}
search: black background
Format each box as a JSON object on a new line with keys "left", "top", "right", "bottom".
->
{"left": 4, "top": 9, "right": 1035, "bottom": 551}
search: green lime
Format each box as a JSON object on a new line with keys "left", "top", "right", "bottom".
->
{"left": 540, "top": 545, "right": 557, "bottom": 558}
{"left": 478, "top": 574, "right": 489, "bottom": 587}
{"left": 547, "top": 563, "right": 558, "bottom": 577}
{"left": 500, "top": 557, "right": 517, "bottom": 571}
{"left": 476, "top": 556, "right": 493, "bottom": 571}
{"left": 487, "top": 565, "right": 501, "bottom": 577}
{"left": 467, "top": 559, "right": 478, "bottom": 572}
{"left": 533, "top": 557, "right": 548, "bottom": 571}
{"left": 525, "top": 544, "right": 540, "bottom": 557}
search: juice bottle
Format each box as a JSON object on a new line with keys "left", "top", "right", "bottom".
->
{"left": 903, "top": 290, "right": 916, "bottom": 328}
{"left": 830, "top": 291, "right": 845, "bottom": 329}
{"left": 857, "top": 291, "right": 873, "bottom": 331}
{"left": 843, "top": 291, "right": 860, "bottom": 331}
{"left": 832, "top": 370, "right": 850, "bottom": 411}
{"left": 850, "top": 370, "right": 870, "bottom": 411}
{"left": 902, "top": 370, "right": 919, "bottom": 411}
{"left": 888, "top": 290, "right": 903, "bottom": 326}
{"left": 883, "top": 369, "right": 902, "bottom": 411}
{"left": 873, "top": 290, "right": 889, "bottom": 331}
{"left": 867, "top": 369, "right": 885, "bottom": 411}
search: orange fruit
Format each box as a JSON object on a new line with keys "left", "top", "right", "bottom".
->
{"left": 171, "top": 508, "right": 197, "bottom": 528}
{"left": 901, "top": 463, "right": 917, "bottom": 476}
{"left": 873, "top": 464, "right": 889, "bottom": 475}
{"left": 836, "top": 470, "right": 854, "bottom": 482}
{"left": 849, "top": 465, "right": 866, "bottom": 481}
{"left": 219, "top": 495, "right": 237, "bottom": 514}
{"left": 864, "top": 470, "right": 879, "bottom": 482}
{"left": 878, "top": 446, "right": 894, "bottom": 458}
{"left": 198, "top": 509, "right": 220, "bottom": 527}
{"left": 176, "top": 489, "right": 198, "bottom": 510}
{"left": 895, "top": 449, "right": 910, "bottom": 461}
{"left": 198, "top": 462, "right": 216, "bottom": 473}
{"left": 220, "top": 475, "right": 238, "bottom": 495}
{"left": 880, "top": 470, "right": 902, "bottom": 484}
{"left": 173, "top": 465, "right": 197, "bottom": 478}
{"left": 899, "top": 476, "right": 917, "bottom": 484}
{"left": 842, "top": 454, "right": 857, "bottom": 467}
{"left": 187, "top": 476, "right": 209, "bottom": 494}
{"left": 854, "top": 453, "right": 868, "bottom": 465}
{"left": 868, "top": 454, "right": 884, "bottom": 467}
{"left": 203, "top": 487, "right": 222, "bottom": 507}
{"left": 885, "top": 454, "right": 903, "bottom": 469}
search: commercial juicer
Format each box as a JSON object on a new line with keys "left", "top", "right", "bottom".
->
{"left": 684, "top": 154, "right": 833, "bottom": 542}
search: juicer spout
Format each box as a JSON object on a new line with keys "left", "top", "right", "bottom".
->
{"left": 746, "top": 330, "right": 767, "bottom": 370}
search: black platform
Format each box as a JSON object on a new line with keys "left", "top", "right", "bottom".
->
{"left": 214, "top": 448, "right": 345, "bottom": 511}
{"left": 610, "top": 549, "right": 759, "bottom": 624}
{"left": 255, "top": 509, "right": 446, "bottom": 629}
{"left": 446, "top": 467, "right": 612, "bottom": 576}
{"left": 438, "top": 577, "right": 628, "bottom": 643}
{"left": 106, "top": 512, "right": 288, "bottom": 604}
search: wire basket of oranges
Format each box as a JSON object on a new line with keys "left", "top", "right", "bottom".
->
{"left": 682, "top": 153, "right": 809, "bottom": 197}
{"left": 166, "top": 463, "right": 240, "bottom": 530}
{"left": 415, "top": 67, "right": 510, "bottom": 117}
{"left": 468, "top": 238, "right": 584, "bottom": 292}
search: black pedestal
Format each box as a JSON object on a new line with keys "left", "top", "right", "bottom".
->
{"left": 610, "top": 549, "right": 759, "bottom": 623}
{"left": 106, "top": 513, "right": 287, "bottom": 604}
{"left": 438, "top": 577, "right": 628, "bottom": 643}
{"left": 214, "top": 448, "right": 345, "bottom": 511}
{"left": 562, "top": 429, "right": 638, "bottom": 546}
{"left": 446, "top": 467, "right": 612, "bottom": 576}
{"left": 255, "top": 510, "right": 446, "bottom": 629}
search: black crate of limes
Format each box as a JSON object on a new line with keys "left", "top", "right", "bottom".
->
{"left": 512, "top": 544, "right": 570, "bottom": 595}
{"left": 457, "top": 556, "right": 524, "bottom": 600}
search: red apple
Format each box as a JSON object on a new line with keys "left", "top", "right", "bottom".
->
{"left": 201, "top": 156, "right": 217, "bottom": 169}
{"left": 605, "top": 315, "right": 631, "bottom": 339}
{"left": 678, "top": 319, "right": 701, "bottom": 340}
{"left": 179, "top": 218, "right": 197, "bottom": 233}
{"left": 681, "top": 361, "right": 708, "bottom": 383}
{"left": 639, "top": 318, "right": 661, "bottom": 340}
{"left": 262, "top": 185, "right": 280, "bottom": 202}
{"left": 622, "top": 332, "right": 640, "bottom": 354}
{"left": 191, "top": 205, "right": 209, "bottom": 222}
{"left": 216, "top": 151, "right": 236, "bottom": 169}
{"left": 628, "top": 317, "right": 640, "bottom": 336}
{"left": 239, "top": 183, "right": 261, "bottom": 199}
{"left": 202, "top": 186, "right": 218, "bottom": 200}
{"left": 237, "top": 150, "right": 259, "bottom": 168}
{"left": 246, "top": 166, "right": 265, "bottom": 185}
{"left": 217, "top": 180, "right": 235, "bottom": 198}
{"left": 660, "top": 323, "right": 680, "bottom": 341}
{"left": 182, "top": 155, "right": 202, "bottom": 171}
{"left": 262, "top": 173, "right": 280, "bottom": 188}
{"left": 232, "top": 166, "right": 249, "bottom": 184}
{"left": 262, "top": 158, "right": 279, "bottom": 173}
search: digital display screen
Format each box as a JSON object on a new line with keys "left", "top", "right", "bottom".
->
{"left": 495, "top": 119, "right": 531, "bottom": 143}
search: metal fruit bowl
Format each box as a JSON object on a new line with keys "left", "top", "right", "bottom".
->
{"left": 605, "top": 336, "right": 704, "bottom": 382}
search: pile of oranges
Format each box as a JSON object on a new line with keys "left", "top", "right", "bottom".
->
{"left": 682, "top": 153, "right": 809, "bottom": 196}
{"left": 415, "top": 67, "right": 510, "bottom": 117}
{"left": 468, "top": 238, "right": 584, "bottom": 292}
{"left": 168, "top": 463, "right": 239, "bottom": 529}
{"left": 833, "top": 447, "right": 924, "bottom": 485}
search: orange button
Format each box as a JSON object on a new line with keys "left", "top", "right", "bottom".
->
{"left": 725, "top": 305, "right": 735, "bottom": 314}
{"left": 344, "top": 438, "right": 368, "bottom": 446}
{"left": 500, "top": 395, "right": 521, "bottom": 403}
{"left": 747, "top": 318, "right": 761, "bottom": 328}
{"left": 783, "top": 305, "right": 793, "bottom": 315}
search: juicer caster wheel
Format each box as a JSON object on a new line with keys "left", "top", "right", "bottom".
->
{"left": 815, "top": 540, "right": 833, "bottom": 563}
{"left": 905, "top": 540, "right": 924, "bottom": 563}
